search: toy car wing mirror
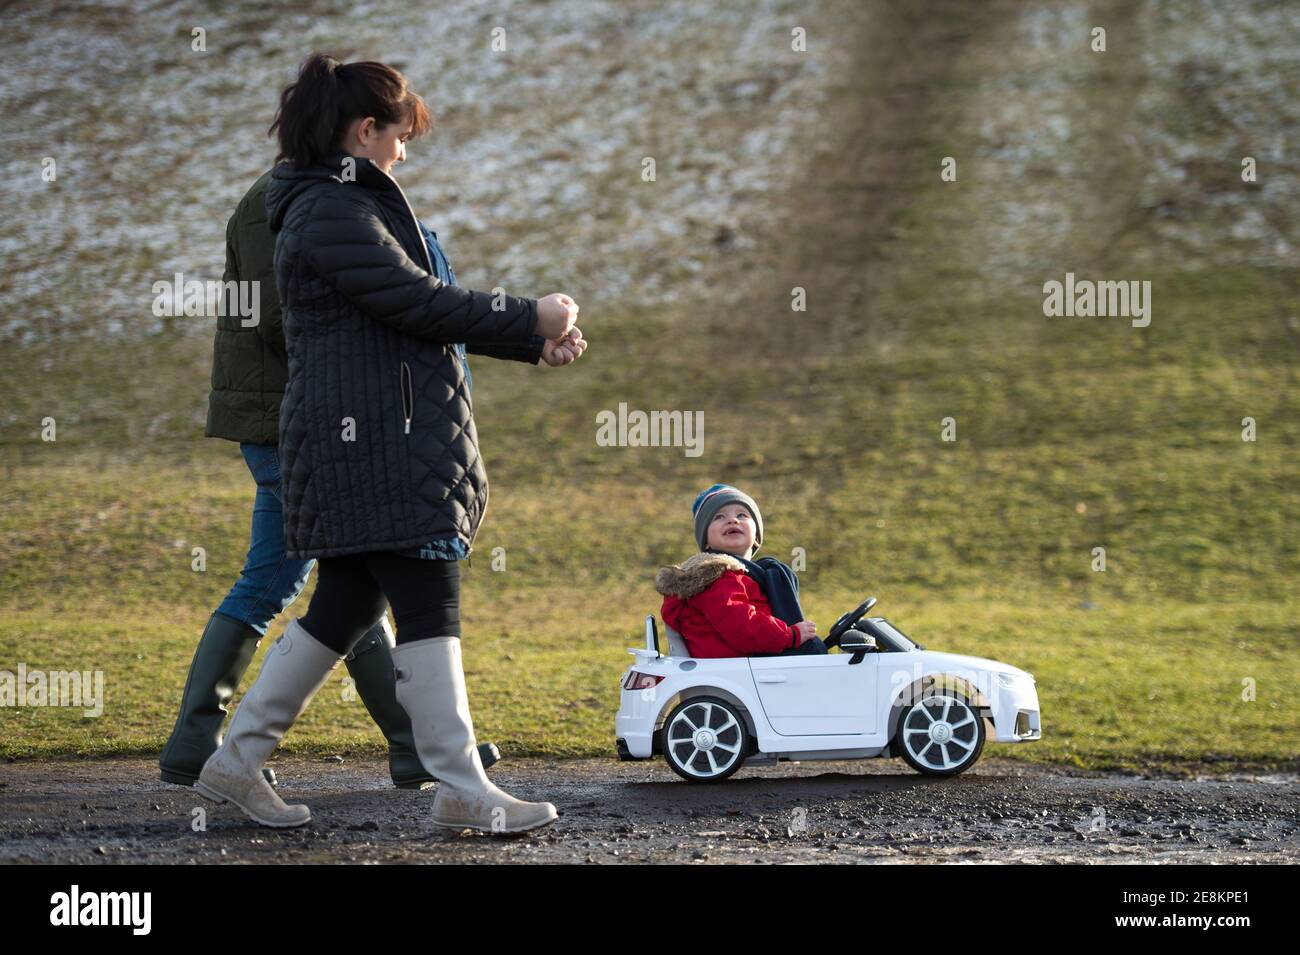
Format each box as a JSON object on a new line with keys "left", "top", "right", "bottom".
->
{"left": 838, "top": 628, "right": 877, "bottom": 663}
{"left": 839, "top": 629, "right": 876, "bottom": 649}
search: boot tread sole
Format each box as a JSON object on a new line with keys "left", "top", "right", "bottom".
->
{"left": 430, "top": 815, "right": 557, "bottom": 834}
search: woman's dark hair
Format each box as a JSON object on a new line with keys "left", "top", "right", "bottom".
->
{"left": 269, "top": 53, "right": 433, "bottom": 167}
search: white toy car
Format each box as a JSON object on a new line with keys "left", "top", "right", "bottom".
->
{"left": 615, "top": 597, "right": 1041, "bottom": 781}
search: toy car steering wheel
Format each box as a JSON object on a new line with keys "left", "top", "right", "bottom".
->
{"left": 828, "top": 597, "right": 878, "bottom": 643}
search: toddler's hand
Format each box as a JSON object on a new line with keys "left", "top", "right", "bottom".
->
{"left": 794, "top": 620, "right": 817, "bottom": 643}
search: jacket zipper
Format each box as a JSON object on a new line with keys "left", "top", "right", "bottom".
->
{"left": 387, "top": 166, "right": 434, "bottom": 441}
{"left": 400, "top": 361, "right": 413, "bottom": 434}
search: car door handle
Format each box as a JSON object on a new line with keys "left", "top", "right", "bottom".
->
{"left": 756, "top": 675, "right": 787, "bottom": 684}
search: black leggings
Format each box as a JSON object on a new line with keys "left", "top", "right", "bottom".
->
{"left": 300, "top": 552, "right": 461, "bottom": 655}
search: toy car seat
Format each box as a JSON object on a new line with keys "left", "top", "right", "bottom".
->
{"left": 661, "top": 619, "right": 692, "bottom": 658}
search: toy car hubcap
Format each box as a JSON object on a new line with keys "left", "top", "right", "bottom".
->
{"left": 903, "top": 695, "right": 979, "bottom": 771}
{"left": 667, "top": 701, "right": 742, "bottom": 777}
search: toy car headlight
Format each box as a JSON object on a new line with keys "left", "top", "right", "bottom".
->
{"left": 996, "top": 671, "right": 1023, "bottom": 689}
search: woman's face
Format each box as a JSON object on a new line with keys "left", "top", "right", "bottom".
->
{"left": 345, "top": 115, "right": 413, "bottom": 176}
{"left": 707, "top": 504, "right": 757, "bottom": 558}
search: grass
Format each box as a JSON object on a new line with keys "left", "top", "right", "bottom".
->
{"left": 1, "top": 0, "right": 1297, "bottom": 773}
{"left": 0, "top": 586, "right": 1293, "bottom": 774}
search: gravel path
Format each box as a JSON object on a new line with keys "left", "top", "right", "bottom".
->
{"left": 1, "top": 755, "right": 1295, "bottom": 863}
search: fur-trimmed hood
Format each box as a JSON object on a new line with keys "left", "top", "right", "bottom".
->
{"left": 654, "top": 551, "right": 747, "bottom": 599}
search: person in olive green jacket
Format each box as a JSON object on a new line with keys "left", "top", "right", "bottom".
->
{"left": 160, "top": 170, "right": 499, "bottom": 789}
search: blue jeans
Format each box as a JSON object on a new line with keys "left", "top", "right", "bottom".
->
{"left": 214, "top": 443, "right": 313, "bottom": 635}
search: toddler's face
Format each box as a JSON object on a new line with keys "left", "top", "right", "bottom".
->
{"left": 707, "top": 503, "right": 757, "bottom": 558}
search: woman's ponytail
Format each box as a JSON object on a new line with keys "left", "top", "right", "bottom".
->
{"left": 269, "top": 52, "right": 432, "bottom": 168}
{"left": 269, "top": 53, "right": 342, "bottom": 167}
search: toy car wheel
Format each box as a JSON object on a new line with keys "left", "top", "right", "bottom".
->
{"left": 896, "top": 691, "right": 986, "bottom": 777}
{"left": 662, "top": 696, "right": 749, "bottom": 783}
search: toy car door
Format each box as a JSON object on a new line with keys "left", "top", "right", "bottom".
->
{"left": 747, "top": 654, "right": 878, "bottom": 736}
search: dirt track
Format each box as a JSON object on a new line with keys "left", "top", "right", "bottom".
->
{"left": 1, "top": 755, "right": 1295, "bottom": 864}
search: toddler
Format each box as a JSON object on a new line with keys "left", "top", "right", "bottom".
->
{"left": 654, "top": 484, "right": 828, "bottom": 658}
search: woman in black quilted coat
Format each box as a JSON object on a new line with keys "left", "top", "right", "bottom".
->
{"left": 197, "top": 53, "right": 585, "bottom": 833}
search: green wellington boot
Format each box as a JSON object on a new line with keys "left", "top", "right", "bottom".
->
{"left": 346, "top": 618, "right": 500, "bottom": 789}
{"left": 160, "top": 612, "right": 277, "bottom": 788}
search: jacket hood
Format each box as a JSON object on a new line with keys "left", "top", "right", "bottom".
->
{"left": 265, "top": 153, "right": 397, "bottom": 233}
{"left": 655, "top": 551, "right": 747, "bottom": 599}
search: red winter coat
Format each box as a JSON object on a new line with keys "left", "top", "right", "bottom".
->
{"left": 655, "top": 552, "right": 800, "bottom": 658}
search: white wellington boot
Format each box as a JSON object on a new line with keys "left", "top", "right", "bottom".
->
{"left": 196, "top": 619, "right": 343, "bottom": 827}
{"left": 393, "top": 636, "right": 557, "bottom": 834}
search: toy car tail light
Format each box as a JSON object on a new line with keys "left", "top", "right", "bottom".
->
{"left": 624, "top": 671, "right": 664, "bottom": 691}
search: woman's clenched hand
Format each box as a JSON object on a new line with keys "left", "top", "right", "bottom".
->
{"left": 541, "top": 327, "right": 587, "bottom": 366}
{"left": 535, "top": 293, "right": 580, "bottom": 340}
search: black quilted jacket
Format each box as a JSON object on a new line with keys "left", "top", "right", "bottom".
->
{"left": 265, "top": 153, "right": 545, "bottom": 559}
